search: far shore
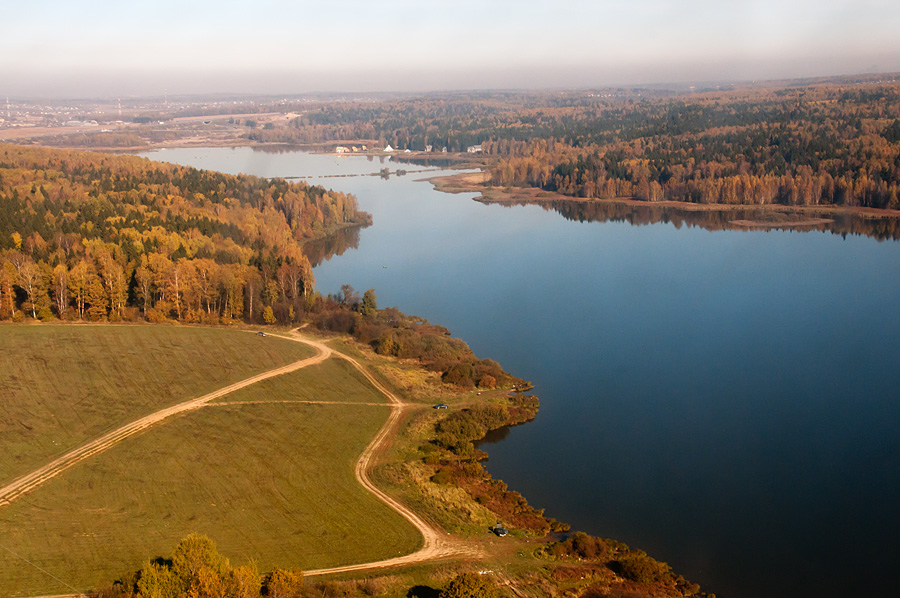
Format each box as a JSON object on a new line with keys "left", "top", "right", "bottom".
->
{"left": 426, "top": 170, "right": 900, "bottom": 225}
{"left": 10, "top": 131, "right": 900, "bottom": 227}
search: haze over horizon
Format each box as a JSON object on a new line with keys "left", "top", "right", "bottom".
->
{"left": 3, "top": 0, "right": 900, "bottom": 98}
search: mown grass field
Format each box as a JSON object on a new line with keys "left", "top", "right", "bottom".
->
{"left": 0, "top": 361, "right": 420, "bottom": 597}
{"left": 212, "top": 356, "right": 388, "bottom": 405}
{"left": 0, "top": 325, "right": 315, "bottom": 486}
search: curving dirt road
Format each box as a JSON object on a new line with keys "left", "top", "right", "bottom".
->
{"left": 291, "top": 332, "right": 478, "bottom": 576}
{"left": 6, "top": 328, "right": 476, "bottom": 593}
{"left": 0, "top": 336, "right": 332, "bottom": 507}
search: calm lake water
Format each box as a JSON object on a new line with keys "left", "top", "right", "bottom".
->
{"left": 138, "top": 147, "right": 900, "bottom": 598}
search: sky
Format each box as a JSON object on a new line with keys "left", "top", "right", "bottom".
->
{"left": 3, "top": 0, "right": 900, "bottom": 97}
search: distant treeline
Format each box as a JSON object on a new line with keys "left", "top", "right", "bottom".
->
{"left": 0, "top": 144, "right": 370, "bottom": 323}
{"left": 240, "top": 83, "right": 900, "bottom": 210}
{"left": 484, "top": 85, "right": 900, "bottom": 209}
{"left": 491, "top": 197, "right": 900, "bottom": 241}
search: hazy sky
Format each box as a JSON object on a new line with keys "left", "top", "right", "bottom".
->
{"left": 3, "top": 0, "right": 900, "bottom": 97}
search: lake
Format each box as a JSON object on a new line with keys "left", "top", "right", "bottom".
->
{"left": 137, "top": 147, "right": 900, "bottom": 598}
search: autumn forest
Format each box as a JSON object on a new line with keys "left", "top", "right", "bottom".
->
{"left": 240, "top": 78, "right": 900, "bottom": 210}
{"left": 0, "top": 144, "right": 370, "bottom": 324}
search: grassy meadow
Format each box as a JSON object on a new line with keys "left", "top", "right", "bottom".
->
{"left": 0, "top": 353, "right": 420, "bottom": 597}
{"left": 0, "top": 325, "right": 619, "bottom": 598}
{"left": 212, "top": 356, "right": 388, "bottom": 405}
{"left": 0, "top": 325, "right": 315, "bottom": 486}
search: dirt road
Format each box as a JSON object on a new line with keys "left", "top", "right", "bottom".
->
{"left": 6, "top": 329, "right": 474, "bottom": 595}
{"left": 0, "top": 336, "right": 332, "bottom": 507}
{"left": 294, "top": 332, "right": 477, "bottom": 576}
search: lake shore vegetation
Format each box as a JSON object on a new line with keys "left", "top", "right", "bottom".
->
{"left": 0, "top": 138, "right": 710, "bottom": 598}
{"left": 0, "top": 143, "right": 370, "bottom": 324}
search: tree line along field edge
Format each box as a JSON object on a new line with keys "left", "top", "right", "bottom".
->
{"left": 0, "top": 142, "right": 370, "bottom": 327}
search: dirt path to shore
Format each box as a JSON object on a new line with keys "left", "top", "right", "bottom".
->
{"left": 7, "top": 328, "right": 473, "bottom": 597}
{"left": 293, "top": 330, "right": 478, "bottom": 576}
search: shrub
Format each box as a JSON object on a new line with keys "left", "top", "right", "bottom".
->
{"left": 477, "top": 374, "right": 497, "bottom": 389}
{"left": 316, "top": 308, "right": 358, "bottom": 333}
{"left": 145, "top": 307, "right": 168, "bottom": 323}
{"left": 432, "top": 467, "right": 456, "bottom": 485}
{"left": 613, "top": 551, "right": 671, "bottom": 583}
{"left": 265, "top": 567, "right": 304, "bottom": 598}
{"left": 540, "top": 532, "right": 614, "bottom": 561}
{"left": 439, "top": 573, "right": 499, "bottom": 598}
{"left": 442, "top": 362, "right": 476, "bottom": 387}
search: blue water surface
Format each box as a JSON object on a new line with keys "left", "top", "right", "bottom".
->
{"left": 140, "top": 147, "right": 900, "bottom": 598}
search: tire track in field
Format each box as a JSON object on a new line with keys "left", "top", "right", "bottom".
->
{"left": 9, "top": 328, "right": 476, "bottom": 594}
{"left": 274, "top": 331, "right": 479, "bottom": 576}
{"left": 0, "top": 337, "right": 332, "bottom": 507}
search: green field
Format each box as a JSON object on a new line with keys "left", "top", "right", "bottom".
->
{"left": 0, "top": 325, "right": 315, "bottom": 486}
{"left": 0, "top": 359, "right": 420, "bottom": 597}
{"left": 212, "top": 357, "right": 388, "bottom": 405}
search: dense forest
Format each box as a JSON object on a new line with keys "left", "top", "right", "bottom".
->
{"left": 484, "top": 85, "right": 900, "bottom": 209}
{"left": 238, "top": 78, "right": 900, "bottom": 210}
{"left": 24, "top": 75, "right": 900, "bottom": 212}
{"left": 0, "top": 144, "right": 370, "bottom": 323}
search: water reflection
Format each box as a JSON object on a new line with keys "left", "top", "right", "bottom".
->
{"left": 489, "top": 199, "right": 900, "bottom": 241}
{"left": 476, "top": 424, "right": 512, "bottom": 446}
{"left": 251, "top": 144, "right": 385, "bottom": 161}
{"left": 303, "top": 225, "right": 363, "bottom": 267}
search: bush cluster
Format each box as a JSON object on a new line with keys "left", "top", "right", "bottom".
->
{"left": 311, "top": 289, "right": 520, "bottom": 387}
{"left": 425, "top": 395, "right": 568, "bottom": 535}
{"left": 542, "top": 532, "right": 623, "bottom": 562}
{"left": 539, "top": 533, "right": 702, "bottom": 596}
{"left": 435, "top": 404, "right": 511, "bottom": 451}
{"left": 93, "top": 534, "right": 304, "bottom": 598}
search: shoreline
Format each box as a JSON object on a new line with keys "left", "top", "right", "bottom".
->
{"left": 0, "top": 141, "right": 707, "bottom": 597}
{"left": 0, "top": 320, "right": 699, "bottom": 597}
{"left": 426, "top": 170, "right": 900, "bottom": 226}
